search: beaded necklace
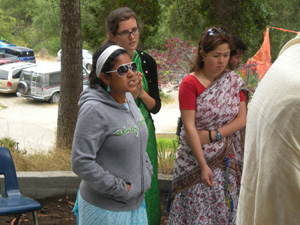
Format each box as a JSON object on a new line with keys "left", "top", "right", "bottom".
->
{"left": 121, "top": 96, "right": 129, "bottom": 109}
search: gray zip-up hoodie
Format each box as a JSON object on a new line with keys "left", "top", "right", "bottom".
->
{"left": 71, "top": 85, "right": 153, "bottom": 212}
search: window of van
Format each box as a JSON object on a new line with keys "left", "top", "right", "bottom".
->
{"left": 0, "top": 70, "right": 9, "bottom": 80}
{"left": 36, "top": 76, "right": 42, "bottom": 87}
{"left": 12, "top": 70, "right": 22, "bottom": 79}
{"left": 20, "top": 51, "right": 34, "bottom": 57}
{"left": 12, "top": 50, "right": 20, "bottom": 56}
{"left": 49, "top": 72, "right": 60, "bottom": 86}
{"left": 22, "top": 71, "right": 32, "bottom": 82}
{"left": 4, "top": 49, "right": 12, "bottom": 54}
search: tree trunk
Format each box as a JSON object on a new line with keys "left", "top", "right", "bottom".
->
{"left": 57, "top": 0, "right": 82, "bottom": 149}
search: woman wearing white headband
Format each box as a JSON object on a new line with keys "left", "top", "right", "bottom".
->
{"left": 105, "top": 7, "right": 162, "bottom": 224}
{"left": 71, "top": 43, "right": 153, "bottom": 225}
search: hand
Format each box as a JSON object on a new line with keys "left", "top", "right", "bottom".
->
{"left": 131, "top": 72, "right": 143, "bottom": 99}
{"left": 201, "top": 165, "right": 215, "bottom": 187}
{"left": 126, "top": 183, "right": 131, "bottom": 193}
{"left": 136, "top": 72, "right": 144, "bottom": 98}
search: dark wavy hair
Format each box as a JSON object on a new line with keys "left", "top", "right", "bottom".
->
{"left": 190, "top": 27, "right": 233, "bottom": 72}
{"left": 89, "top": 44, "right": 128, "bottom": 90}
{"left": 230, "top": 36, "right": 247, "bottom": 57}
{"left": 104, "top": 7, "right": 139, "bottom": 44}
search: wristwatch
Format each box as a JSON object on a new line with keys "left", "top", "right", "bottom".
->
{"left": 215, "top": 129, "right": 222, "bottom": 141}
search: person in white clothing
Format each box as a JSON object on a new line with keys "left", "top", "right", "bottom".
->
{"left": 236, "top": 32, "right": 300, "bottom": 225}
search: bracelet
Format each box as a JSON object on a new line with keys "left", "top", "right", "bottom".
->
{"left": 215, "top": 129, "right": 222, "bottom": 141}
{"left": 208, "top": 130, "right": 213, "bottom": 142}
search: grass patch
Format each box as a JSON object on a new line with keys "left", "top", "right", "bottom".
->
{"left": 157, "top": 135, "right": 178, "bottom": 174}
{"left": 160, "top": 91, "right": 173, "bottom": 105}
{"left": 1, "top": 136, "right": 178, "bottom": 174}
{"left": 0, "top": 137, "right": 71, "bottom": 171}
{"left": 0, "top": 103, "right": 7, "bottom": 109}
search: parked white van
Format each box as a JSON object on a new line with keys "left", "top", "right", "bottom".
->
{"left": 16, "top": 63, "right": 89, "bottom": 103}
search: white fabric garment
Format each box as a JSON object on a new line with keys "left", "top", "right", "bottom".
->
{"left": 237, "top": 33, "right": 300, "bottom": 225}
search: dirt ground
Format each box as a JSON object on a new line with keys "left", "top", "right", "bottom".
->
{"left": 0, "top": 191, "right": 170, "bottom": 224}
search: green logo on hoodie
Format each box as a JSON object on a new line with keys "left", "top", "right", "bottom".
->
{"left": 116, "top": 125, "right": 139, "bottom": 137}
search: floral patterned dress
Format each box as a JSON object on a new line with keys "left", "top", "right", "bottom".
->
{"left": 168, "top": 71, "right": 245, "bottom": 225}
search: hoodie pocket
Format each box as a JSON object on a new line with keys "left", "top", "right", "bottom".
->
{"left": 120, "top": 183, "right": 139, "bottom": 203}
{"left": 111, "top": 183, "right": 139, "bottom": 204}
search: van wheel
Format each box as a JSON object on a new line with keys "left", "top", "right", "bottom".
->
{"left": 50, "top": 92, "right": 60, "bottom": 104}
{"left": 86, "top": 64, "right": 92, "bottom": 71}
{"left": 17, "top": 81, "right": 29, "bottom": 94}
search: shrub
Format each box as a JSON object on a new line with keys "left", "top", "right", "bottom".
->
{"left": 33, "top": 37, "right": 61, "bottom": 56}
{"left": 149, "top": 38, "right": 197, "bottom": 89}
{"left": 0, "top": 137, "right": 17, "bottom": 151}
{"left": 157, "top": 136, "right": 178, "bottom": 174}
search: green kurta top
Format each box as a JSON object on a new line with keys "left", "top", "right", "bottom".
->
{"left": 132, "top": 51, "right": 161, "bottom": 225}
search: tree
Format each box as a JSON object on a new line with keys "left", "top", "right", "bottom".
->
{"left": 57, "top": 0, "right": 83, "bottom": 149}
{"left": 267, "top": 0, "right": 300, "bottom": 60}
{"left": 159, "top": 0, "right": 272, "bottom": 57}
{"left": 0, "top": 9, "right": 17, "bottom": 41}
{"left": 200, "top": 0, "right": 272, "bottom": 56}
{"left": 30, "top": 0, "right": 61, "bottom": 55}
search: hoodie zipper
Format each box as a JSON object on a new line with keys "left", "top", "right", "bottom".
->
{"left": 128, "top": 104, "right": 144, "bottom": 206}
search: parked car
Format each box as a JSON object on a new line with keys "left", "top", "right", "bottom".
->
{"left": 0, "top": 39, "right": 16, "bottom": 47}
{"left": 0, "top": 46, "right": 36, "bottom": 63}
{"left": 56, "top": 49, "right": 92, "bottom": 71}
{"left": 0, "top": 62, "right": 38, "bottom": 94}
{"left": 0, "top": 52, "right": 19, "bottom": 63}
{"left": 0, "top": 59, "right": 14, "bottom": 66}
{"left": 16, "top": 63, "right": 89, "bottom": 103}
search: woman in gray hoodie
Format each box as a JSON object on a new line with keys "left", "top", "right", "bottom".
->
{"left": 71, "top": 43, "right": 153, "bottom": 225}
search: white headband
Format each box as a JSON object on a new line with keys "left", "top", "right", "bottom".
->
{"left": 96, "top": 45, "right": 125, "bottom": 78}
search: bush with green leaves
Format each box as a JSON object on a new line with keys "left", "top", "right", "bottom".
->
{"left": 157, "top": 136, "right": 178, "bottom": 174}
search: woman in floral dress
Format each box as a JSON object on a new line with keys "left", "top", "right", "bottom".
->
{"left": 168, "top": 27, "right": 247, "bottom": 224}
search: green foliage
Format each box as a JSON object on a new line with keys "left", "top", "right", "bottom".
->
{"left": 0, "top": 0, "right": 36, "bottom": 47}
{"left": 0, "top": 0, "right": 60, "bottom": 52}
{"left": 157, "top": 136, "right": 178, "bottom": 174}
{"left": 0, "top": 9, "right": 17, "bottom": 42}
{"left": 26, "top": 0, "right": 60, "bottom": 51}
{"left": 267, "top": 0, "right": 300, "bottom": 61}
{"left": 164, "top": 0, "right": 204, "bottom": 41}
{"left": 160, "top": 91, "right": 174, "bottom": 105}
{"left": 33, "top": 37, "right": 61, "bottom": 56}
{"left": 0, "top": 0, "right": 299, "bottom": 66}
{"left": 0, "top": 137, "right": 17, "bottom": 152}
{"left": 0, "top": 0, "right": 35, "bottom": 27}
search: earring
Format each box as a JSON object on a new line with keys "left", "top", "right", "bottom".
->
{"left": 107, "top": 85, "right": 110, "bottom": 92}
{"left": 202, "top": 59, "right": 204, "bottom": 62}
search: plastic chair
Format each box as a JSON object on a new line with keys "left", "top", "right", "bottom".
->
{"left": 0, "top": 147, "right": 41, "bottom": 225}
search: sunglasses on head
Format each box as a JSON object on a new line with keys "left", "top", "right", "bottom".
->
{"left": 105, "top": 62, "right": 137, "bottom": 77}
{"left": 207, "top": 28, "right": 226, "bottom": 36}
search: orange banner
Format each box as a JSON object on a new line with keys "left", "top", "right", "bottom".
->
{"left": 242, "top": 28, "right": 272, "bottom": 81}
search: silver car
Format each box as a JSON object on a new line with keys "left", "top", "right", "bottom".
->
{"left": 56, "top": 49, "right": 93, "bottom": 71}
